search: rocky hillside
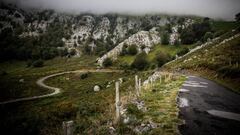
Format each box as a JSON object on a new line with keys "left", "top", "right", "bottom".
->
{"left": 0, "top": 2, "right": 200, "bottom": 62}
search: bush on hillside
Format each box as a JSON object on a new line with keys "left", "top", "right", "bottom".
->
{"left": 180, "top": 18, "right": 212, "bottom": 44}
{"left": 131, "top": 52, "right": 149, "bottom": 70}
{"left": 103, "top": 58, "right": 113, "bottom": 67}
{"left": 83, "top": 44, "right": 91, "bottom": 55}
{"left": 161, "top": 32, "right": 170, "bottom": 45}
{"left": 235, "top": 12, "right": 240, "bottom": 22}
{"left": 155, "top": 51, "right": 171, "bottom": 67}
{"left": 128, "top": 45, "right": 138, "bottom": 55}
{"left": 32, "top": 59, "right": 44, "bottom": 67}
{"left": 203, "top": 32, "right": 213, "bottom": 42}
{"left": 177, "top": 47, "right": 189, "bottom": 56}
{"left": 80, "top": 72, "right": 89, "bottom": 79}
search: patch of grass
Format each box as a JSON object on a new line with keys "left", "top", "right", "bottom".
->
{"left": 115, "top": 44, "right": 195, "bottom": 67}
{"left": 140, "top": 75, "right": 186, "bottom": 135}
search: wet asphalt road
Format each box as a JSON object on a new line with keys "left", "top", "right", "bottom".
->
{"left": 178, "top": 76, "right": 240, "bottom": 135}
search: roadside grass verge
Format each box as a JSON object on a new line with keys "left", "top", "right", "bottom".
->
{"left": 117, "top": 74, "right": 186, "bottom": 135}
{"left": 140, "top": 75, "right": 186, "bottom": 135}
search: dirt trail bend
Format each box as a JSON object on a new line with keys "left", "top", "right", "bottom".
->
{"left": 0, "top": 69, "right": 122, "bottom": 105}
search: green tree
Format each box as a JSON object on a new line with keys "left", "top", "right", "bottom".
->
{"left": 131, "top": 52, "right": 149, "bottom": 70}
{"left": 83, "top": 44, "right": 91, "bottom": 55}
{"left": 203, "top": 32, "right": 213, "bottom": 42}
{"left": 155, "top": 51, "right": 171, "bottom": 67}
{"left": 177, "top": 47, "right": 189, "bottom": 56}
{"left": 128, "top": 45, "right": 138, "bottom": 55}
{"left": 235, "top": 12, "right": 240, "bottom": 22}
{"left": 103, "top": 58, "right": 113, "bottom": 67}
{"left": 32, "top": 59, "right": 44, "bottom": 67}
{"left": 161, "top": 32, "right": 170, "bottom": 45}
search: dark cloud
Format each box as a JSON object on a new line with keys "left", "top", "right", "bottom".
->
{"left": 2, "top": 0, "right": 240, "bottom": 20}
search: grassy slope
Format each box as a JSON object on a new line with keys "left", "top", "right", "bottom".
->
{"left": 0, "top": 70, "right": 152, "bottom": 135}
{"left": 164, "top": 33, "right": 240, "bottom": 93}
{"left": 0, "top": 56, "right": 97, "bottom": 101}
{"left": 115, "top": 44, "right": 195, "bottom": 66}
{"left": 0, "top": 54, "right": 154, "bottom": 134}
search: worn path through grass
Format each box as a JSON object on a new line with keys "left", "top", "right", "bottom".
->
{"left": 0, "top": 69, "right": 122, "bottom": 105}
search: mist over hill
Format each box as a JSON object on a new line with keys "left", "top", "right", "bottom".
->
{"left": 2, "top": 0, "right": 240, "bottom": 21}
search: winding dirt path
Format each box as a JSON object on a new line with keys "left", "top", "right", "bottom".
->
{"left": 0, "top": 69, "right": 122, "bottom": 105}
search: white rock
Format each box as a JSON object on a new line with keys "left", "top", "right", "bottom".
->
{"left": 19, "top": 79, "right": 24, "bottom": 83}
{"left": 93, "top": 85, "right": 100, "bottom": 92}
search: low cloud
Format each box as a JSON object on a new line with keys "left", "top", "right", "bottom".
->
{"left": 3, "top": 0, "right": 240, "bottom": 20}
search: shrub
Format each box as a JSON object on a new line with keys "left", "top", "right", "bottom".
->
{"left": 131, "top": 52, "right": 149, "bottom": 70}
{"left": 128, "top": 45, "right": 138, "bottom": 55}
{"left": 180, "top": 19, "right": 212, "bottom": 44}
{"left": 235, "top": 12, "right": 240, "bottom": 22}
{"left": 177, "top": 47, "right": 189, "bottom": 56}
{"left": 203, "top": 32, "right": 213, "bottom": 42}
{"left": 32, "top": 59, "right": 44, "bottom": 67}
{"left": 180, "top": 28, "right": 195, "bottom": 44}
{"left": 83, "top": 44, "right": 91, "bottom": 55}
{"left": 80, "top": 72, "right": 89, "bottom": 79}
{"left": 155, "top": 51, "right": 171, "bottom": 67}
{"left": 103, "top": 58, "right": 113, "bottom": 67}
{"left": 161, "top": 32, "right": 170, "bottom": 45}
{"left": 42, "top": 48, "right": 58, "bottom": 60}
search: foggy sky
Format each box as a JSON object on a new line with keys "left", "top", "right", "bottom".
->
{"left": 2, "top": 0, "right": 240, "bottom": 20}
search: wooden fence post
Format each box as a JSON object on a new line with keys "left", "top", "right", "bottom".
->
{"left": 63, "top": 121, "right": 74, "bottom": 135}
{"left": 115, "top": 81, "right": 120, "bottom": 124}
{"left": 135, "top": 75, "right": 139, "bottom": 97}
{"left": 138, "top": 78, "right": 141, "bottom": 94}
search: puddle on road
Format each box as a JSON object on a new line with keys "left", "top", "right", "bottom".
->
{"left": 179, "top": 88, "right": 190, "bottom": 92}
{"left": 207, "top": 110, "right": 240, "bottom": 121}
{"left": 179, "top": 98, "right": 189, "bottom": 107}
